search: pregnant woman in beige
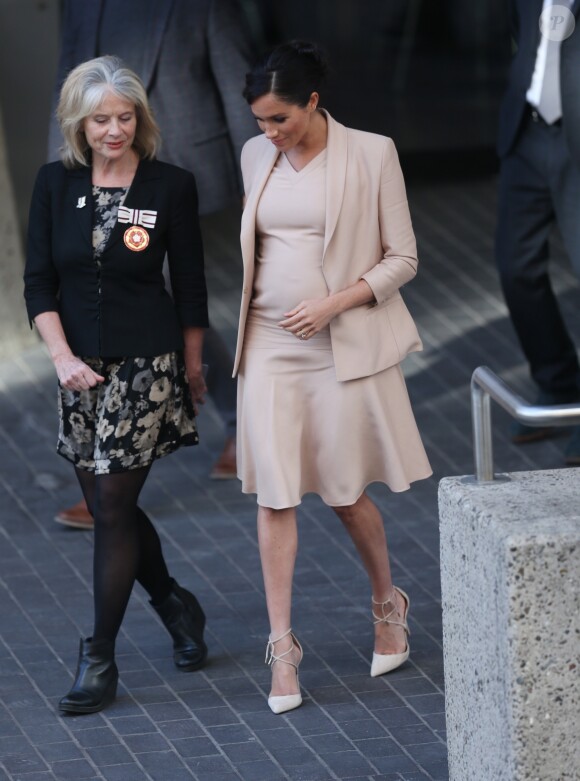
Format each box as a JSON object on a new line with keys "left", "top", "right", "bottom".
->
{"left": 234, "top": 41, "right": 432, "bottom": 714}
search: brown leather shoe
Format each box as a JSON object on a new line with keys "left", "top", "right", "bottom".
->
{"left": 209, "top": 437, "right": 237, "bottom": 480}
{"left": 54, "top": 499, "right": 94, "bottom": 530}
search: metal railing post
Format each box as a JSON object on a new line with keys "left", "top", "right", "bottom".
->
{"left": 469, "top": 366, "right": 580, "bottom": 483}
{"left": 471, "top": 379, "right": 493, "bottom": 482}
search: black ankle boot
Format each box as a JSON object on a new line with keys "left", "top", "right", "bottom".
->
{"left": 151, "top": 579, "right": 208, "bottom": 671}
{"left": 59, "top": 637, "right": 118, "bottom": 714}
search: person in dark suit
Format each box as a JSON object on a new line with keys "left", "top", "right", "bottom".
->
{"left": 49, "top": 0, "right": 259, "bottom": 528}
{"left": 25, "top": 57, "right": 210, "bottom": 714}
{"left": 496, "top": 0, "right": 580, "bottom": 462}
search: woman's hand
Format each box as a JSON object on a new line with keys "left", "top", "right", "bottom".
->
{"left": 187, "top": 367, "right": 207, "bottom": 415}
{"left": 54, "top": 354, "right": 105, "bottom": 391}
{"left": 278, "top": 282, "right": 376, "bottom": 340}
{"left": 278, "top": 297, "right": 338, "bottom": 340}
{"left": 32, "top": 312, "right": 104, "bottom": 391}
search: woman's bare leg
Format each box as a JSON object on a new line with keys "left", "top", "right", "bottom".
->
{"left": 257, "top": 505, "right": 302, "bottom": 696}
{"left": 332, "top": 493, "right": 407, "bottom": 655}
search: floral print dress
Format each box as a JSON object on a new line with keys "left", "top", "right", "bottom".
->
{"left": 56, "top": 185, "right": 199, "bottom": 474}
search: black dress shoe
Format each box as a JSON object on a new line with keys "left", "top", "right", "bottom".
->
{"left": 151, "top": 579, "right": 208, "bottom": 671}
{"left": 59, "top": 637, "right": 118, "bottom": 714}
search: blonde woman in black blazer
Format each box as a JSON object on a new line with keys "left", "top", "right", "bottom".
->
{"left": 24, "top": 56, "right": 209, "bottom": 715}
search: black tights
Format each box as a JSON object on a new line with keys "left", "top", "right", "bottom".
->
{"left": 75, "top": 466, "right": 172, "bottom": 643}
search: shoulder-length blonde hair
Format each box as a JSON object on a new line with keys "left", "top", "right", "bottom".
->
{"left": 57, "top": 55, "right": 160, "bottom": 168}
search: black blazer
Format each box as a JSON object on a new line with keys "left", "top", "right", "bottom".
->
{"left": 497, "top": 0, "right": 580, "bottom": 164}
{"left": 24, "top": 158, "right": 209, "bottom": 357}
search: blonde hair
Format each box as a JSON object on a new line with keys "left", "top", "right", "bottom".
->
{"left": 56, "top": 55, "right": 160, "bottom": 168}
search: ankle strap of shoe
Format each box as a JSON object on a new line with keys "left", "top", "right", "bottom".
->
{"left": 372, "top": 589, "right": 409, "bottom": 634}
{"left": 265, "top": 628, "right": 296, "bottom": 667}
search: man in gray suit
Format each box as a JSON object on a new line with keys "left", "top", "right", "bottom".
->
{"left": 49, "top": 0, "right": 258, "bottom": 527}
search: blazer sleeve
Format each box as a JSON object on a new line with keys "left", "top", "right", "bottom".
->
{"left": 361, "top": 138, "right": 418, "bottom": 304}
{"left": 23, "top": 165, "right": 60, "bottom": 325}
{"left": 166, "top": 170, "right": 210, "bottom": 329}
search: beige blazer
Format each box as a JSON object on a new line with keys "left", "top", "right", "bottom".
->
{"left": 233, "top": 110, "right": 423, "bottom": 381}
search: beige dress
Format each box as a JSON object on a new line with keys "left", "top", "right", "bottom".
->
{"left": 237, "top": 150, "right": 431, "bottom": 509}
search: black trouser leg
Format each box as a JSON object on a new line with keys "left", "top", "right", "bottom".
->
{"left": 495, "top": 119, "right": 580, "bottom": 399}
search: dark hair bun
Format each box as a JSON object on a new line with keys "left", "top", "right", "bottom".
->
{"left": 244, "top": 39, "right": 329, "bottom": 107}
{"left": 289, "top": 40, "right": 329, "bottom": 78}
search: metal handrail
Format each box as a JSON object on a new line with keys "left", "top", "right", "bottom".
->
{"left": 471, "top": 366, "right": 580, "bottom": 482}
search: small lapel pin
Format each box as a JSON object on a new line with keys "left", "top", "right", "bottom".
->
{"left": 76, "top": 196, "right": 86, "bottom": 209}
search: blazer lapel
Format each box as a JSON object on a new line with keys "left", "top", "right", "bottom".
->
{"left": 68, "top": 168, "right": 94, "bottom": 252}
{"left": 321, "top": 110, "right": 348, "bottom": 259}
{"left": 240, "top": 143, "right": 279, "bottom": 274}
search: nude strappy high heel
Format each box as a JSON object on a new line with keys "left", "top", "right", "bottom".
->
{"left": 370, "top": 586, "right": 410, "bottom": 677}
{"left": 265, "top": 628, "right": 303, "bottom": 714}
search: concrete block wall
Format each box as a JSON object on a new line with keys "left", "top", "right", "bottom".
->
{"left": 439, "top": 469, "right": 580, "bottom": 781}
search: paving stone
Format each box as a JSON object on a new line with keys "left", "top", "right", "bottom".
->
{"left": 424, "top": 758, "right": 450, "bottom": 780}
{"left": 134, "top": 749, "right": 190, "bottom": 776}
{"left": 99, "top": 765, "right": 150, "bottom": 781}
{"left": 141, "top": 701, "right": 192, "bottom": 722}
{"left": 84, "top": 744, "right": 135, "bottom": 766}
{"left": 122, "top": 732, "right": 172, "bottom": 753}
{"left": 170, "top": 736, "right": 220, "bottom": 758}
{"left": 1, "top": 753, "right": 48, "bottom": 775}
{"left": 370, "top": 775, "right": 405, "bottom": 781}
{"left": 352, "top": 738, "right": 408, "bottom": 758}
{"left": 219, "top": 739, "right": 270, "bottom": 764}
{"left": 421, "top": 713, "right": 446, "bottom": 732}
{"left": 73, "top": 727, "right": 122, "bottom": 748}
{"left": 303, "top": 732, "right": 355, "bottom": 754}
{"left": 318, "top": 749, "right": 376, "bottom": 777}
{"left": 0, "top": 774, "right": 57, "bottom": 781}
{"left": 233, "top": 760, "right": 287, "bottom": 781}
{"left": 48, "top": 758, "right": 98, "bottom": 779}
{"left": 184, "top": 755, "right": 238, "bottom": 778}
{"left": 264, "top": 759, "right": 334, "bottom": 781}
{"left": 192, "top": 707, "right": 240, "bottom": 727}
{"left": 408, "top": 742, "right": 448, "bottom": 764}
{"left": 372, "top": 754, "right": 423, "bottom": 775}
{"left": 338, "top": 719, "right": 388, "bottom": 740}
{"left": 19, "top": 724, "right": 72, "bottom": 745}
{"left": 204, "top": 724, "right": 254, "bottom": 745}
{"left": 387, "top": 725, "right": 440, "bottom": 748}
{"left": 156, "top": 719, "right": 205, "bottom": 740}
{"left": 36, "top": 741, "right": 85, "bottom": 762}
{"left": 403, "top": 694, "right": 446, "bottom": 716}
{"left": 254, "top": 727, "right": 307, "bottom": 750}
